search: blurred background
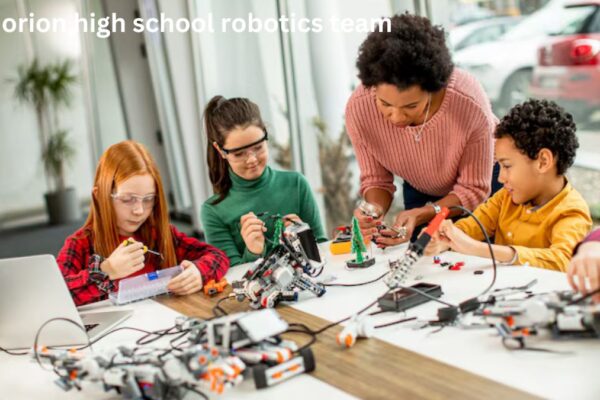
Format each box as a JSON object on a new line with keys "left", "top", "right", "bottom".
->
{"left": 1, "top": 0, "right": 598, "bottom": 258}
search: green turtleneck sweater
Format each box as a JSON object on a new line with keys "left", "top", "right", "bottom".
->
{"left": 201, "top": 166, "right": 327, "bottom": 266}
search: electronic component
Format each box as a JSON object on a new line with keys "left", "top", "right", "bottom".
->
{"left": 232, "top": 223, "right": 325, "bottom": 309}
{"left": 476, "top": 291, "right": 600, "bottom": 340}
{"left": 203, "top": 278, "right": 228, "bottom": 296}
{"left": 38, "top": 309, "right": 316, "bottom": 398}
{"left": 330, "top": 226, "right": 352, "bottom": 255}
{"left": 285, "top": 221, "right": 321, "bottom": 262}
{"left": 384, "top": 207, "right": 450, "bottom": 289}
{"left": 378, "top": 283, "right": 443, "bottom": 312}
{"left": 336, "top": 314, "right": 374, "bottom": 348}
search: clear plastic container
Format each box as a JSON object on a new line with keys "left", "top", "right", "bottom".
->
{"left": 109, "top": 265, "right": 184, "bottom": 305}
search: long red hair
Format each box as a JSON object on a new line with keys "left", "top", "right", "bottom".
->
{"left": 82, "top": 140, "right": 176, "bottom": 267}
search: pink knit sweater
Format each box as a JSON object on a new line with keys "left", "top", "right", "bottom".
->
{"left": 345, "top": 68, "right": 497, "bottom": 211}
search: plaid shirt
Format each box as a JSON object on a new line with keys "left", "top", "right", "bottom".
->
{"left": 57, "top": 225, "right": 230, "bottom": 306}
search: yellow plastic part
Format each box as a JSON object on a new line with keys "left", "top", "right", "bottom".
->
{"left": 330, "top": 240, "right": 352, "bottom": 255}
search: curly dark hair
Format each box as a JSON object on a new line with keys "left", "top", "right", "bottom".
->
{"left": 356, "top": 12, "right": 453, "bottom": 92}
{"left": 495, "top": 99, "right": 578, "bottom": 175}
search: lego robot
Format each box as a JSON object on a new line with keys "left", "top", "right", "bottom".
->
{"left": 475, "top": 290, "right": 600, "bottom": 343}
{"left": 38, "top": 309, "right": 315, "bottom": 398}
{"left": 183, "top": 309, "right": 316, "bottom": 389}
{"left": 232, "top": 222, "right": 326, "bottom": 309}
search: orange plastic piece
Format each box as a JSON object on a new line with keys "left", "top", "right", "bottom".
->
{"left": 288, "top": 364, "right": 301, "bottom": 372}
{"left": 198, "top": 355, "right": 207, "bottom": 364}
{"left": 337, "top": 332, "right": 355, "bottom": 348}
{"left": 276, "top": 351, "right": 284, "bottom": 363}
{"left": 505, "top": 316, "right": 515, "bottom": 327}
{"left": 272, "top": 372, "right": 283, "bottom": 379}
{"left": 69, "top": 370, "right": 78, "bottom": 380}
{"left": 345, "top": 334, "right": 354, "bottom": 348}
{"left": 204, "top": 278, "right": 229, "bottom": 296}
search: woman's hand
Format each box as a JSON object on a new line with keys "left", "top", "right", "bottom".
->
{"left": 352, "top": 207, "right": 382, "bottom": 241}
{"left": 167, "top": 260, "right": 203, "bottom": 296}
{"left": 240, "top": 212, "right": 266, "bottom": 255}
{"left": 101, "top": 239, "right": 145, "bottom": 280}
{"left": 373, "top": 209, "right": 420, "bottom": 248}
{"left": 568, "top": 241, "right": 600, "bottom": 303}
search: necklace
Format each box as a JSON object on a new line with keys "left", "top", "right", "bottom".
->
{"left": 412, "top": 94, "right": 431, "bottom": 143}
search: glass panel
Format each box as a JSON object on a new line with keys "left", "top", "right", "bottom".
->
{"left": 87, "top": 0, "right": 127, "bottom": 151}
{"left": 451, "top": 0, "right": 600, "bottom": 224}
{"left": 0, "top": 0, "right": 44, "bottom": 221}
{"left": 192, "top": 0, "right": 292, "bottom": 171}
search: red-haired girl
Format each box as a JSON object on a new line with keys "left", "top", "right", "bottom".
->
{"left": 57, "top": 140, "right": 229, "bottom": 306}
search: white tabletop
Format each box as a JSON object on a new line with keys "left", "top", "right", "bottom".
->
{"left": 230, "top": 243, "right": 600, "bottom": 400}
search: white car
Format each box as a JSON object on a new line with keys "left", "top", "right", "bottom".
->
{"left": 448, "top": 16, "right": 521, "bottom": 53}
{"left": 454, "top": 0, "right": 569, "bottom": 113}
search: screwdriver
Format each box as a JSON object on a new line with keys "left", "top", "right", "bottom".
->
{"left": 122, "top": 238, "right": 164, "bottom": 260}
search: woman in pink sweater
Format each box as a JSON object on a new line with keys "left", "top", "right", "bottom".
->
{"left": 346, "top": 13, "right": 499, "bottom": 245}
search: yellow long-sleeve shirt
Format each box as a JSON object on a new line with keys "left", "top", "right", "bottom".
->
{"left": 454, "top": 182, "right": 592, "bottom": 272}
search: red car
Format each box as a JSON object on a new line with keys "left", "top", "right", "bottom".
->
{"left": 530, "top": 1, "right": 600, "bottom": 122}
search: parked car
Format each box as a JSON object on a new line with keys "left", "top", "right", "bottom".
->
{"left": 454, "top": 0, "right": 570, "bottom": 114}
{"left": 448, "top": 16, "right": 521, "bottom": 52}
{"left": 530, "top": 1, "right": 600, "bottom": 123}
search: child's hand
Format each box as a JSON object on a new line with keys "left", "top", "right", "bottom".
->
{"left": 101, "top": 239, "right": 145, "bottom": 280}
{"left": 240, "top": 212, "right": 266, "bottom": 255}
{"left": 568, "top": 241, "right": 600, "bottom": 303}
{"left": 283, "top": 214, "right": 303, "bottom": 227}
{"left": 168, "top": 260, "right": 203, "bottom": 295}
{"left": 438, "top": 220, "right": 477, "bottom": 255}
{"left": 424, "top": 226, "right": 451, "bottom": 256}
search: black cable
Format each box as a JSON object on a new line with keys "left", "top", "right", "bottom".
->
{"left": 33, "top": 317, "right": 91, "bottom": 370}
{"left": 0, "top": 346, "right": 29, "bottom": 356}
{"left": 501, "top": 337, "right": 573, "bottom": 354}
{"left": 449, "top": 205, "right": 497, "bottom": 297}
{"left": 395, "top": 284, "right": 458, "bottom": 309}
{"left": 213, "top": 294, "right": 236, "bottom": 317}
{"left": 568, "top": 287, "right": 600, "bottom": 305}
{"left": 323, "top": 271, "right": 389, "bottom": 287}
{"left": 283, "top": 326, "right": 318, "bottom": 353}
{"left": 375, "top": 317, "right": 417, "bottom": 329}
{"left": 136, "top": 325, "right": 182, "bottom": 346}
{"left": 182, "top": 383, "right": 210, "bottom": 400}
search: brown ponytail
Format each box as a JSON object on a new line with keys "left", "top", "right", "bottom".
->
{"left": 203, "top": 95, "right": 266, "bottom": 204}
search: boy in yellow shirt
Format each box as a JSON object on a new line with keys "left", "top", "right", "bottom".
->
{"left": 426, "top": 99, "right": 591, "bottom": 272}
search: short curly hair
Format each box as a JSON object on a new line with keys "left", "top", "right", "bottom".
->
{"left": 356, "top": 12, "right": 453, "bottom": 92}
{"left": 495, "top": 99, "right": 578, "bottom": 175}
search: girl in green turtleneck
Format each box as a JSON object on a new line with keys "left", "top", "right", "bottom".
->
{"left": 200, "top": 96, "right": 327, "bottom": 266}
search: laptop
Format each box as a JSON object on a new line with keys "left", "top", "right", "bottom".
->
{"left": 0, "top": 254, "right": 132, "bottom": 350}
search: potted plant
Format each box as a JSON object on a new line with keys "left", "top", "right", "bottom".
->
{"left": 11, "top": 59, "right": 81, "bottom": 224}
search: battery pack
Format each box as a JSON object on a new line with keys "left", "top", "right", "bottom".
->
{"left": 378, "top": 283, "right": 443, "bottom": 312}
